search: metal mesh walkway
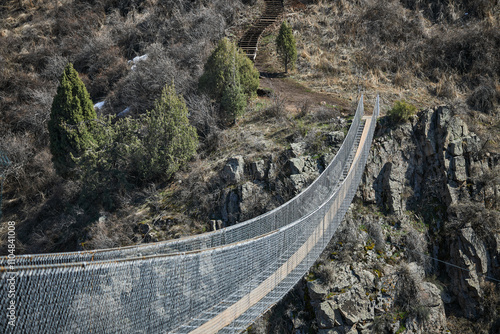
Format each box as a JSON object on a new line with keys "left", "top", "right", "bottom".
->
{"left": 0, "top": 96, "right": 379, "bottom": 334}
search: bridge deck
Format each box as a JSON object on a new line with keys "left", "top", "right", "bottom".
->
{"left": 182, "top": 116, "right": 374, "bottom": 334}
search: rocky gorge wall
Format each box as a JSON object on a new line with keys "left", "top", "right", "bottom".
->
{"left": 360, "top": 106, "right": 500, "bottom": 323}
{"left": 246, "top": 106, "right": 500, "bottom": 334}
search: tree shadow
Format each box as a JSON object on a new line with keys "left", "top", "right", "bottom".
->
{"left": 259, "top": 70, "right": 286, "bottom": 79}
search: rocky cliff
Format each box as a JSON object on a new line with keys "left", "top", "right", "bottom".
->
{"left": 246, "top": 106, "right": 500, "bottom": 333}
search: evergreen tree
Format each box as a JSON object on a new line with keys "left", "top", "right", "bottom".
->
{"left": 138, "top": 82, "right": 198, "bottom": 181}
{"left": 48, "top": 63, "right": 96, "bottom": 177}
{"left": 199, "top": 38, "right": 259, "bottom": 124}
{"left": 75, "top": 115, "right": 142, "bottom": 209}
{"left": 276, "top": 21, "right": 297, "bottom": 73}
{"left": 75, "top": 83, "right": 198, "bottom": 209}
{"left": 221, "top": 75, "right": 247, "bottom": 125}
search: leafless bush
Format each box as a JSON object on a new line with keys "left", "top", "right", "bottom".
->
{"left": 400, "top": 0, "right": 497, "bottom": 21}
{"left": 467, "top": 82, "right": 498, "bottom": 114}
{"left": 447, "top": 202, "right": 500, "bottom": 241}
{"left": 265, "top": 92, "right": 287, "bottom": 119}
{"left": 403, "top": 228, "right": 429, "bottom": 268}
{"left": 304, "top": 129, "right": 328, "bottom": 154}
{"left": 297, "top": 99, "right": 311, "bottom": 118}
{"left": 480, "top": 281, "right": 500, "bottom": 321}
{"left": 85, "top": 218, "right": 120, "bottom": 250}
{"left": 186, "top": 93, "right": 223, "bottom": 152}
{"left": 312, "top": 107, "right": 337, "bottom": 123}
{"left": 313, "top": 264, "right": 335, "bottom": 286}
{"left": 360, "top": 0, "right": 426, "bottom": 45}
{"left": 330, "top": 213, "right": 362, "bottom": 262}
{"left": 41, "top": 55, "right": 68, "bottom": 82}
{"left": 435, "top": 74, "right": 458, "bottom": 99}
{"left": 395, "top": 264, "right": 422, "bottom": 312}
{"left": 110, "top": 43, "right": 179, "bottom": 115}
{"left": 73, "top": 32, "right": 128, "bottom": 100}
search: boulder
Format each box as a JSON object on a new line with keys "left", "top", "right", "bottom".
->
{"left": 250, "top": 160, "right": 266, "bottom": 180}
{"left": 335, "top": 289, "right": 373, "bottom": 326}
{"left": 290, "top": 174, "right": 308, "bottom": 192}
{"left": 327, "top": 131, "right": 345, "bottom": 145}
{"left": 448, "top": 139, "right": 463, "bottom": 156}
{"left": 288, "top": 158, "right": 305, "bottom": 175}
{"left": 220, "top": 156, "right": 245, "bottom": 184}
{"left": 448, "top": 226, "right": 488, "bottom": 318}
{"left": 315, "top": 301, "right": 343, "bottom": 328}
{"left": 307, "top": 279, "right": 329, "bottom": 300}
{"left": 290, "top": 142, "right": 307, "bottom": 157}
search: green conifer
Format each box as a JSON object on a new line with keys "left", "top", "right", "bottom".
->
{"left": 139, "top": 82, "right": 198, "bottom": 181}
{"left": 199, "top": 38, "right": 259, "bottom": 117}
{"left": 48, "top": 63, "right": 96, "bottom": 177}
{"left": 276, "top": 21, "right": 297, "bottom": 73}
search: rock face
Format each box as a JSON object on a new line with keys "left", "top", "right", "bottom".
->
{"left": 216, "top": 135, "right": 338, "bottom": 225}
{"left": 307, "top": 257, "right": 446, "bottom": 334}
{"left": 357, "top": 106, "right": 500, "bottom": 321}
{"left": 220, "top": 155, "right": 245, "bottom": 184}
{"left": 247, "top": 106, "right": 499, "bottom": 333}
{"left": 358, "top": 106, "right": 489, "bottom": 214}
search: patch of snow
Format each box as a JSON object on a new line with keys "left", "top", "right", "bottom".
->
{"left": 118, "top": 107, "right": 131, "bottom": 117}
{"left": 94, "top": 101, "right": 106, "bottom": 110}
{"left": 128, "top": 54, "right": 148, "bottom": 70}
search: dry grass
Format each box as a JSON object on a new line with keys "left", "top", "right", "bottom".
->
{"left": 285, "top": 0, "right": 500, "bottom": 114}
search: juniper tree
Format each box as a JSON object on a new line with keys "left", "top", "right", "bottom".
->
{"left": 138, "top": 82, "right": 198, "bottom": 181}
{"left": 48, "top": 63, "right": 96, "bottom": 178}
{"left": 199, "top": 38, "right": 259, "bottom": 124}
{"left": 75, "top": 83, "right": 198, "bottom": 208}
{"left": 221, "top": 72, "right": 247, "bottom": 125}
{"left": 276, "top": 21, "right": 297, "bottom": 73}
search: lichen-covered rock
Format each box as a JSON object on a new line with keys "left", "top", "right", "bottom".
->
{"left": 250, "top": 160, "right": 266, "bottom": 180}
{"left": 448, "top": 226, "right": 488, "bottom": 318}
{"left": 288, "top": 157, "right": 305, "bottom": 175}
{"left": 315, "top": 301, "right": 343, "bottom": 328}
{"left": 220, "top": 156, "right": 245, "bottom": 184}
{"left": 327, "top": 131, "right": 345, "bottom": 145}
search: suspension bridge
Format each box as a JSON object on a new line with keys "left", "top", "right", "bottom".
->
{"left": 0, "top": 94, "right": 379, "bottom": 333}
{"left": 1, "top": 1, "right": 380, "bottom": 331}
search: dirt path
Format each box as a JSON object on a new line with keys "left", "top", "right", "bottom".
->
{"left": 259, "top": 75, "right": 352, "bottom": 114}
{"left": 254, "top": 35, "right": 352, "bottom": 115}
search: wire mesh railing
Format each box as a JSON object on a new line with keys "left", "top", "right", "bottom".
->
{"left": 0, "top": 98, "right": 365, "bottom": 267}
{"left": 0, "top": 96, "right": 379, "bottom": 334}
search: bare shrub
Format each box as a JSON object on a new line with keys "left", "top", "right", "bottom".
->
{"left": 110, "top": 43, "right": 179, "bottom": 115}
{"left": 395, "top": 264, "right": 422, "bottom": 313}
{"left": 186, "top": 93, "right": 223, "bottom": 152}
{"left": 400, "top": 0, "right": 497, "bottom": 21}
{"left": 480, "top": 281, "right": 500, "bottom": 322}
{"left": 85, "top": 218, "right": 120, "bottom": 250}
{"left": 360, "top": 0, "right": 426, "bottom": 46}
{"left": 41, "top": 55, "right": 68, "bottom": 82}
{"left": 447, "top": 202, "right": 500, "bottom": 240}
{"left": 312, "top": 107, "right": 337, "bottom": 122}
{"left": 304, "top": 129, "right": 328, "bottom": 154}
{"left": 265, "top": 92, "right": 287, "bottom": 119}
{"left": 297, "top": 99, "right": 311, "bottom": 118}
{"left": 313, "top": 264, "right": 335, "bottom": 286}
{"left": 403, "top": 228, "right": 429, "bottom": 268}
{"left": 73, "top": 31, "right": 128, "bottom": 100}
{"left": 435, "top": 74, "right": 458, "bottom": 99}
{"left": 467, "top": 82, "right": 498, "bottom": 114}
